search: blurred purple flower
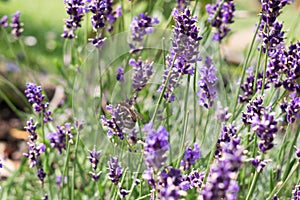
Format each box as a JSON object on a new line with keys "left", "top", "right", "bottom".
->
{"left": 129, "top": 58, "right": 153, "bottom": 92}
{"left": 197, "top": 56, "right": 217, "bottom": 108}
{"left": 177, "top": 0, "right": 190, "bottom": 11}
{"left": 116, "top": 67, "right": 124, "bottom": 82}
{"left": 108, "top": 156, "right": 123, "bottom": 184}
{"left": 1, "top": 15, "right": 8, "bottom": 28}
{"left": 215, "top": 124, "right": 237, "bottom": 158}
{"left": 119, "top": 186, "right": 130, "bottom": 199}
{"left": 129, "top": 13, "right": 159, "bottom": 50}
{"left": 182, "top": 170, "right": 204, "bottom": 190}
{"left": 10, "top": 11, "right": 23, "bottom": 37}
{"left": 295, "top": 147, "right": 300, "bottom": 163}
{"left": 143, "top": 123, "right": 169, "bottom": 169}
{"left": 292, "top": 184, "right": 300, "bottom": 199}
{"left": 180, "top": 143, "right": 201, "bottom": 170}
{"left": 88, "top": 145, "right": 102, "bottom": 181}
{"left": 25, "top": 82, "right": 52, "bottom": 123}
{"left": 37, "top": 168, "right": 47, "bottom": 186}
{"left": 206, "top": 0, "right": 235, "bottom": 41}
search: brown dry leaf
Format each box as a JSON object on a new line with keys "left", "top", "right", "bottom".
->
{"left": 9, "top": 128, "right": 28, "bottom": 140}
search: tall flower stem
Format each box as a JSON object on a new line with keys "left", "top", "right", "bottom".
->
{"left": 71, "top": 126, "right": 81, "bottom": 200}
{"left": 231, "top": 18, "right": 261, "bottom": 121}
{"left": 245, "top": 170, "right": 260, "bottom": 200}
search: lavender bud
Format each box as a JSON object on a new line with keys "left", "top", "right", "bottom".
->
{"left": 180, "top": 143, "right": 201, "bottom": 170}
{"left": 10, "top": 11, "right": 23, "bottom": 38}
{"left": 129, "top": 58, "right": 153, "bottom": 92}
{"left": 88, "top": 145, "right": 101, "bottom": 181}
{"left": 108, "top": 156, "right": 123, "bottom": 184}
{"left": 1, "top": 15, "right": 8, "bottom": 28}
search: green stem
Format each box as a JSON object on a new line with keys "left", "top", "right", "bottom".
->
{"left": 245, "top": 171, "right": 260, "bottom": 200}
{"left": 72, "top": 127, "right": 81, "bottom": 200}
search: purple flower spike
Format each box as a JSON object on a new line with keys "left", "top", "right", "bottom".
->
{"left": 281, "top": 92, "right": 300, "bottom": 124}
{"left": 108, "top": 156, "right": 123, "bottom": 184}
{"left": 88, "top": 145, "right": 101, "bottom": 181}
{"left": 197, "top": 56, "right": 217, "bottom": 108}
{"left": 62, "top": 0, "right": 85, "bottom": 39}
{"left": 48, "top": 124, "right": 73, "bottom": 154}
{"left": 206, "top": 0, "right": 235, "bottom": 41}
{"left": 129, "top": 58, "right": 153, "bottom": 92}
{"left": 180, "top": 143, "right": 201, "bottom": 170}
{"left": 37, "top": 168, "right": 47, "bottom": 186}
{"left": 1, "top": 15, "right": 8, "bottom": 28}
{"left": 129, "top": 13, "right": 159, "bottom": 50}
{"left": 159, "top": 8, "right": 202, "bottom": 102}
{"left": 292, "top": 184, "right": 300, "bottom": 200}
{"left": 11, "top": 11, "right": 23, "bottom": 37}
{"left": 143, "top": 123, "right": 169, "bottom": 169}
{"left": 177, "top": 0, "right": 190, "bottom": 11}
{"left": 25, "top": 83, "right": 52, "bottom": 123}
{"left": 116, "top": 67, "right": 124, "bottom": 82}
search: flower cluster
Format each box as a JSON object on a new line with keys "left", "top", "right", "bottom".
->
{"left": 159, "top": 8, "right": 202, "bottom": 102}
{"left": 181, "top": 170, "right": 204, "bottom": 191}
{"left": 215, "top": 124, "right": 237, "bottom": 158}
{"left": 88, "top": 0, "right": 122, "bottom": 47}
{"left": 250, "top": 156, "right": 271, "bottom": 173}
{"left": 158, "top": 167, "right": 187, "bottom": 199}
{"left": 280, "top": 92, "right": 300, "bottom": 124}
{"left": 197, "top": 56, "right": 217, "bottom": 108}
{"left": 25, "top": 82, "right": 52, "bottom": 123}
{"left": 201, "top": 138, "right": 242, "bottom": 199}
{"left": 88, "top": 145, "right": 102, "bottom": 181}
{"left": 1, "top": 15, "right": 8, "bottom": 28}
{"left": 251, "top": 111, "right": 278, "bottom": 152}
{"left": 143, "top": 123, "right": 169, "bottom": 170}
{"left": 61, "top": 0, "right": 85, "bottom": 39}
{"left": 23, "top": 117, "right": 47, "bottom": 185}
{"left": 259, "top": 0, "right": 292, "bottom": 54}
{"left": 206, "top": 0, "right": 235, "bottom": 41}
{"left": 292, "top": 184, "right": 300, "bottom": 199}
{"left": 242, "top": 96, "right": 264, "bottom": 124}
{"left": 48, "top": 123, "right": 72, "bottom": 154}
{"left": 239, "top": 68, "right": 269, "bottom": 103}
{"left": 129, "top": 13, "right": 159, "bottom": 50}
{"left": 116, "top": 67, "right": 124, "bottom": 82}
{"left": 101, "top": 104, "right": 124, "bottom": 140}
{"left": 129, "top": 58, "right": 153, "bottom": 92}
{"left": 11, "top": 11, "right": 23, "bottom": 38}
{"left": 180, "top": 143, "right": 201, "bottom": 170}
{"left": 108, "top": 156, "right": 123, "bottom": 184}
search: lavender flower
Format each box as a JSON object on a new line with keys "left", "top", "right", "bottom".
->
{"left": 116, "top": 67, "right": 124, "bottom": 82}
{"left": 48, "top": 124, "right": 72, "bottom": 154}
{"left": 281, "top": 92, "right": 300, "bottom": 123}
{"left": 206, "top": 0, "right": 235, "bottom": 41}
{"left": 108, "top": 156, "right": 123, "bottom": 184}
{"left": 101, "top": 104, "right": 124, "bottom": 140}
{"left": 129, "top": 13, "right": 159, "bottom": 50}
{"left": 159, "top": 8, "right": 202, "bottom": 102}
{"left": 23, "top": 118, "right": 46, "bottom": 168}
{"left": 61, "top": 0, "right": 85, "bottom": 39}
{"left": 295, "top": 147, "right": 300, "bottom": 163}
{"left": 250, "top": 156, "right": 271, "bottom": 173}
{"left": 251, "top": 112, "right": 278, "bottom": 152}
{"left": 143, "top": 123, "right": 169, "bottom": 169}
{"left": 182, "top": 170, "right": 204, "bottom": 190}
{"left": 242, "top": 96, "right": 264, "bottom": 124}
{"left": 292, "top": 184, "right": 300, "bottom": 200}
{"left": 10, "top": 11, "right": 23, "bottom": 37}
{"left": 88, "top": 0, "right": 122, "bottom": 47}
{"left": 180, "top": 143, "right": 201, "bottom": 170}
{"left": 119, "top": 186, "right": 130, "bottom": 199}
{"left": 37, "top": 168, "right": 46, "bottom": 186}
{"left": 88, "top": 145, "right": 101, "bottom": 181}
{"left": 201, "top": 138, "right": 242, "bottom": 200}
{"left": 158, "top": 167, "right": 187, "bottom": 199}
{"left": 177, "top": 0, "right": 190, "bottom": 11}
{"left": 0, "top": 159, "right": 2, "bottom": 169}
{"left": 197, "top": 56, "right": 217, "bottom": 108}
{"left": 25, "top": 82, "right": 52, "bottom": 123}
{"left": 129, "top": 58, "right": 153, "bottom": 92}
{"left": 258, "top": 0, "right": 292, "bottom": 54}
{"left": 215, "top": 124, "right": 237, "bottom": 158}
{"left": 239, "top": 68, "right": 270, "bottom": 103}
{"left": 1, "top": 15, "right": 8, "bottom": 28}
